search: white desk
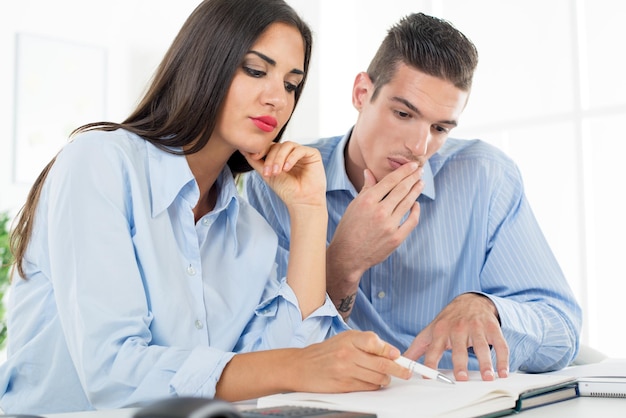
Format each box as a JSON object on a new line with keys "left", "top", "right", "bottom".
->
{"left": 43, "top": 397, "right": 625, "bottom": 418}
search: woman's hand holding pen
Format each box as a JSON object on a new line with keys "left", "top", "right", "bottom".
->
{"left": 289, "top": 330, "right": 412, "bottom": 393}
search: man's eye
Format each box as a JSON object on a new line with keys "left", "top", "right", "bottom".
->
{"left": 395, "top": 110, "right": 410, "bottom": 118}
{"left": 243, "top": 66, "right": 265, "bottom": 78}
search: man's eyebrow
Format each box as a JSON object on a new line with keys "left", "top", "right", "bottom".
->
{"left": 391, "top": 96, "right": 458, "bottom": 127}
{"left": 248, "top": 50, "right": 304, "bottom": 75}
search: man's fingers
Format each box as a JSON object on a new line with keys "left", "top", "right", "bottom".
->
{"left": 468, "top": 337, "right": 495, "bottom": 381}
{"left": 362, "top": 168, "right": 378, "bottom": 190}
{"left": 422, "top": 336, "right": 446, "bottom": 373}
{"left": 363, "top": 162, "right": 420, "bottom": 201}
{"left": 449, "top": 332, "right": 471, "bottom": 382}
{"left": 492, "top": 338, "right": 510, "bottom": 378}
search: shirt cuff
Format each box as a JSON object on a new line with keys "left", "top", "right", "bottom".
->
{"left": 252, "top": 277, "right": 349, "bottom": 347}
{"left": 170, "top": 346, "right": 235, "bottom": 398}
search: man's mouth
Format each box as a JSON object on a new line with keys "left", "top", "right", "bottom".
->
{"left": 388, "top": 157, "right": 416, "bottom": 170}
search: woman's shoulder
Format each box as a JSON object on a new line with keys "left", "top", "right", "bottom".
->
{"left": 58, "top": 128, "right": 148, "bottom": 165}
{"left": 67, "top": 128, "right": 144, "bottom": 152}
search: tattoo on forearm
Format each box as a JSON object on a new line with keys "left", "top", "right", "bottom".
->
{"left": 337, "top": 293, "right": 356, "bottom": 313}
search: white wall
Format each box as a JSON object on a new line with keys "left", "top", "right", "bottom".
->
{"left": 291, "top": 0, "right": 626, "bottom": 358}
{"left": 1, "top": 0, "right": 625, "bottom": 358}
{"left": 0, "top": 0, "right": 199, "bottom": 212}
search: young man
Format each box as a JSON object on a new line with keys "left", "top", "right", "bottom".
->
{"left": 244, "top": 12, "right": 581, "bottom": 382}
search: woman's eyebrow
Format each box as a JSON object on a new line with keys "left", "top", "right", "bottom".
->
{"left": 248, "top": 50, "right": 304, "bottom": 75}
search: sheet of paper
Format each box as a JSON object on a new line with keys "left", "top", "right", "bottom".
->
{"left": 548, "top": 358, "right": 626, "bottom": 378}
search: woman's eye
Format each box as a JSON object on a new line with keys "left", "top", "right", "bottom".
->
{"left": 243, "top": 66, "right": 265, "bottom": 78}
{"left": 284, "top": 82, "right": 298, "bottom": 93}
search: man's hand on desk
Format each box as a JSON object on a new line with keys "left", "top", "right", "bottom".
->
{"left": 403, "top": 292, "right": 510, "bottom": 382}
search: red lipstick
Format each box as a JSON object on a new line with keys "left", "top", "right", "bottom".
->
{"left": 251, "top": 115, "right": 278, "bottom": 133}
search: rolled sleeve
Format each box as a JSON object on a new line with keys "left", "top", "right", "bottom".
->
{"left": 170, "top": 347, "right": 235, "bottom": 398}
{"left": 486, "top": 293, "right": 580, "bottom": 372}
{"left": 235, "top": 277, "right": 348, "bottom": 353}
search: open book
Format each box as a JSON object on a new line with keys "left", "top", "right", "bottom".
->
{"left": 257, "top": 372, "right": 577, "bottom": 418}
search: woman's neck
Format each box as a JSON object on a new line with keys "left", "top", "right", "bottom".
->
{"left": 184, "top": 140, "right": 233, "bottom": 222}
{"left": 193, "top": 183, "right": 219, "bottom": 223}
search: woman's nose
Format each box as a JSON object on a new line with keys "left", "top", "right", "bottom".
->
{"left": 261, "top": 80, "right": 288, "bottom": 110}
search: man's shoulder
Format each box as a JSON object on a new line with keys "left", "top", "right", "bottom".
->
{"left": 304, "top": 135, "right": 344, "bottom": 163}
{"left": 437, "top": 138, "right": 516, "bottom": 170}
{"left": 305, "top": 134, "right": 343, "bottom": 148}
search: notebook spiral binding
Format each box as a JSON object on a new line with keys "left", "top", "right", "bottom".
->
{"left": 589, "top": 392, "right": 626, "bottom": 398}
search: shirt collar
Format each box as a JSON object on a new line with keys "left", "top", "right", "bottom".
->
{"left": 146, "top": 142, "right": 240, "bottom": 233}
{"left": 147, "top": 142, "right": 194, "bottom": 217}
{"left": 212, "top": 168, "right": 241, "bottom": 236}
{"left": 327, "top": 129, "right": 436, "bottom": 200}
{"left": 326, "top": 132, "right": 357, "bottom": 195}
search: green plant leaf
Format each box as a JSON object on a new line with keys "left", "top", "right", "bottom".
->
{"left": 0, "top": 211, "right": 13, "bottom": 350}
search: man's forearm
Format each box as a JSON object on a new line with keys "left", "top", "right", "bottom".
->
{"left": 326, "top": 252, "right": 363, "bottom": 320}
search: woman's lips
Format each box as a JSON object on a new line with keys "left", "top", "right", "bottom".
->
{"left": 251, "top": 116, "right": 277, "bottom": 133}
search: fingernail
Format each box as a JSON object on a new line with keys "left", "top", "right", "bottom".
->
{"left": 484, "top": 369, "right": 495, "bottom": 379}
{"left": 263, "top": 166, "right": 271, "bottom": 176}
{"left": 409, "top": 162, "right": 419, "bottom": 170}
{"left": 457, "top": 370, "right": 468, "bottom": 379}
{"left": 499, "top": 368, "right": 509, "bottom": 378}
{"left": 272, "top": 164, "right": 280, "bottom": 174}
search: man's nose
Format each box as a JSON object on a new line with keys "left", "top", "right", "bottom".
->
{"left": 405, "top": 124, "right": 430, "bottom": 156}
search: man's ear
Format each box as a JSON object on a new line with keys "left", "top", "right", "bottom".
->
{"left": 352, "top": 72, "right": 373, "bottom": 111}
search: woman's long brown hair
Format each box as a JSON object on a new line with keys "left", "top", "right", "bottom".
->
{"left": 10, "top": 0, "right": 312, "bottom": 280}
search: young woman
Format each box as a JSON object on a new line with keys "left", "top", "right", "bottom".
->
{"left": 0, "top": 0, "right": 409, "bottom": 414}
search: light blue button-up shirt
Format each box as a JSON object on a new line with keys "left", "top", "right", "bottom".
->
{"left": 245, "top": 131, "right": 582, "bottom": 374}
{"left": 0, "top": 129, "right": 345, "bottom": 414}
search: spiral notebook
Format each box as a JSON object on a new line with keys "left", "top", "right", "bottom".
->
{"left": 550, "top": 359, "right": 626, "bottom": 398}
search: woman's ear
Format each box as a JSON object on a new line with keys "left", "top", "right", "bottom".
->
{"left": 352, "top": 72, "right": 373, "bottom": 111}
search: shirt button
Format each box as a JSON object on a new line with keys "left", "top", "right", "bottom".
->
{"left": 195, "top": 320, "right": 203, "bottom": 329}
{"left": 186, "top": 265, "right": 196, "bottom": 276}
{"left": 201, "top": 218, "right": 210, "bottom": 226}
{"left": 377, "top": 291, "right": 386, "bottom": 299}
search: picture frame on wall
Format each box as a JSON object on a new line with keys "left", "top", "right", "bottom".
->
{"left": 12, "top": 33, "right": 107, "bottom": 184}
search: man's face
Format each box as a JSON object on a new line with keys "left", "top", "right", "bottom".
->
{"left": 346, "top": 64, "right": 469, "bottom": 189}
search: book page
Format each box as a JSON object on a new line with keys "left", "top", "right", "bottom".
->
{"left": 257, "top": 372, "right": 575, "bottom": 418}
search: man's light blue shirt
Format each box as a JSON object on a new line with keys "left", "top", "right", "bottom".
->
{"left": 245, "top": 131, "right": 582, "bottom": 373}
{"left": 0, "top": 129, "right": 345, "bottom": 414}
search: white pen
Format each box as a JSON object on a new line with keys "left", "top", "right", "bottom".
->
{"left": 395, "top": 356, "right": 455, "bottom": 385}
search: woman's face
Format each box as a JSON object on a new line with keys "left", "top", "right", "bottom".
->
{"left": 213, "top": 22, "right": 305, "bottom": 156}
